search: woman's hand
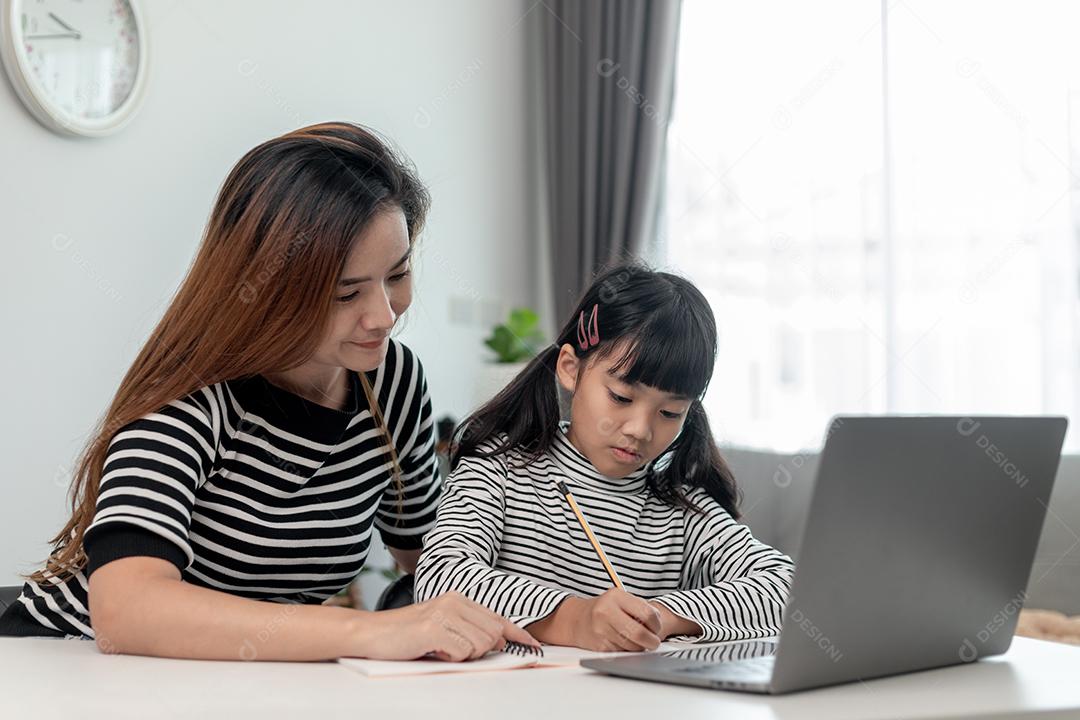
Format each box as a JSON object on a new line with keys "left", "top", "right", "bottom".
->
{"left": 529, "top": 590, "right": 662, "bottom": 652}
{"left": 345, "top": 591, "right": 540, "bottom": 662}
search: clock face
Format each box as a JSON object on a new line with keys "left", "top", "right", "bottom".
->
{"left": 8, "top": 0, "right": 142, "bottom": 131}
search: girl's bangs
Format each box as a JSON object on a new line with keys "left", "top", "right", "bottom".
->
{"left": 601, "top": 311, "right": 714, "bottom": 399}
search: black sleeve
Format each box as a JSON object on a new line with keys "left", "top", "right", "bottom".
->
{"left": 84, "top": 525, "right": 188, "bottom": 577}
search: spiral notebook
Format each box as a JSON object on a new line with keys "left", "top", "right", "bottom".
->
{"left": 336, "top": 639, "right": 721, "bottom": 678}
{"left": 338, "top": 641, "right": 546, "bottom": 677}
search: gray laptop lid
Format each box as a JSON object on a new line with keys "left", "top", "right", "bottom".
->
{"left": 769, "top": 416, "right": 1067, "bottom": 694}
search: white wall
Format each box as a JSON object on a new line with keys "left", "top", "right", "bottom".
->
{"left": 0, "top": 0, "right": 543, "bottom": 590}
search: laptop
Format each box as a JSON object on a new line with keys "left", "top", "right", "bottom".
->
{"left": 581, "top": 416, "right": 1068, "bottom": 694}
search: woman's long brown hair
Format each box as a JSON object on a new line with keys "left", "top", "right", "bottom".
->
{"left": 29, "top": 122, "right": 430, "bottom": 583}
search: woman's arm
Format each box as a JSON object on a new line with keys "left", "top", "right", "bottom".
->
{"left": 89, "top": 556, "right": 537, "bottom": 661}
{"left": 388, "top": 547, "right": 421, "bottom": 574}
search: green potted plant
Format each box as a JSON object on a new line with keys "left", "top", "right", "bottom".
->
{"left": 473, "top": 308, "right": 545, "bottom": 407}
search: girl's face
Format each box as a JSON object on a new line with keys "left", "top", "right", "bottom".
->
{"left": 556, "top": 341, "right": 693, "bottom": 478}
{"left": 314, "top": 207, "right": 413, "bottom": 372}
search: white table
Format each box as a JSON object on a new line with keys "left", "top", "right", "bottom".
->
{"left": 2, "top": 636, "right": 1079, "bottom": 719}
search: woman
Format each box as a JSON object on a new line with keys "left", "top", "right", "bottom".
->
{"left": 0, "top": 122, "right": 537, "bottom": 662}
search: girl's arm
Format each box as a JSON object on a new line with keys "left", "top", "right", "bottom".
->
{"left": 413, "top": 453, "right": 662, "bottom": 652}
{"left": 413, "top": 453, "right": 573, "bottom": 626}
{"left": 649, "top": 601, "right": 703, "bottom": 638}
{"left": 650, "top": 490, "right": 795, "bottom": 643}
{"left": 89, "top": 555, "right": 537, "bottom": 661}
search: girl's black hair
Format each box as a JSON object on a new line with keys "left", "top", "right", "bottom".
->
{"left": 453, "top": 262, "right": 741, "bottom": 518}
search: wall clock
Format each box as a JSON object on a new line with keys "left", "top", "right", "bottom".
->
{"left": 1, "top": 0, "right": 147, "bottom": 137}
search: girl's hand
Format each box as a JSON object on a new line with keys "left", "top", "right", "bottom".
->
{"left": 346, "top": 591, "right": 540, "bottom": 662}
{"left": 530, "top": 590, "right": 662, "bottom": 652}
{"left": 649, "top": 601, "right": 703, "bottom": 641}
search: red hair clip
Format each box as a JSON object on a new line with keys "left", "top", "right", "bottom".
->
{"left": 577, "top": 304, "right": 600, "bottom": 351}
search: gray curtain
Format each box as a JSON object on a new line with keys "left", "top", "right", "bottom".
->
{"left": 541, "top": 0, "right": 683, "bottom": 321}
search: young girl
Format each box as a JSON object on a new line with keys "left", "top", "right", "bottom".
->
{"left": 415, "top": 264, "right": 794, "bottom": 651}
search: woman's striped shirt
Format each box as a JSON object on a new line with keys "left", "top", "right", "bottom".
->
{"left": 415, "top": 428, "right": 794, "bottom": 643}
{"left": 4, "top": 339, "right": 441, "bottom": 639}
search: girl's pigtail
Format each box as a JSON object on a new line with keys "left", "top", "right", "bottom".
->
{"left": 653, "top": 399, "right": 741, "bottom": 519}
{"left": 452, "top": 344, "right": 563, "bottom": 470}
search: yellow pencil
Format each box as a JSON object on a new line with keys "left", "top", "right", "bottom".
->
{"left": 556, "top": 481, "right": 624, "bottom": 589}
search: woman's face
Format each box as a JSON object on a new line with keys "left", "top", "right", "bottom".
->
{"left": 556, "top": 341, "right": 693, "bottom": 478}
{"left": 315, "top": 207, "right": 413, "bottom": 372}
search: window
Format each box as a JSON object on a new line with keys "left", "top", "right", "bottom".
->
{"left": 666, "top": 0, "right": 1080, "bottom": 451}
